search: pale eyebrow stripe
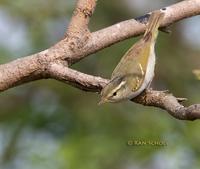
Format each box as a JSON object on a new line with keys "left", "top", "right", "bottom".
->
{"left": 114, "top": 80, "right": 126, "bottom": 92}
{"left": 109, "top": 80, "right": 126, "bottom": 97}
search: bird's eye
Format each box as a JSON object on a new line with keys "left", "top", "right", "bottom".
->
{"left": 113, "top": 92, "right": 117, "bottom": 96}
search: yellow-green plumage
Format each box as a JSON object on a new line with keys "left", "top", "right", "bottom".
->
{"left": 99, "top": 10, "right": 165, "bottom": 104}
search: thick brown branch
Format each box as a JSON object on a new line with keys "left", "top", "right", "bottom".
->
{"left": 64, "top": 0, "right": 97, "bottom": 64}
{"left": 48, "top": 64, "right": 200, "bottom": 121}
{"left": 0, "top": 51, "right": 48, "bottom": 91}
{"left": 69, "top": 0, "right": 200, "bottom": 62}
{"left": 67, "top": 0, "right": 97, "bottom": 36}
{"left": 0, "top": 42, "right": 72, "bottom": 91}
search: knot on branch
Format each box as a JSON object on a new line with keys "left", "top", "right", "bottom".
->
{"left": 74, "top": 7, "right": 92, "bottom": 18}
{"left": 70, "top": 33, "right": 90, "bottom": 50}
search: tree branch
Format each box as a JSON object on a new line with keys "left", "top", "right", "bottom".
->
{"left": 67, "top": 0, "right": 97, "bottom": 36}
{"left": 69, "top": 0, "right": 200, "bottom": 63}
{"left": 132, "top": 90, "right": 200, "bottom": 121}
{"left": 0, "top": 51, "right": 48, "bottom": 91}
{"left": 48, "top": 63, "right": 107, "bottom": 92}
{"left": 48, "top": 63, "right": 200, "bottom": 121}
{"left": 0, "top": 0, "right": 200, "bottom": 120}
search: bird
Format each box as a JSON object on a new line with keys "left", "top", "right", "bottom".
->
{"left": 99, "top": 10, "right": 165, "bottom": 105}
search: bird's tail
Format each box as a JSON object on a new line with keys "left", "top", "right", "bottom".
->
{"left": 143, "top": 10, "right": 165, "bottom": 41}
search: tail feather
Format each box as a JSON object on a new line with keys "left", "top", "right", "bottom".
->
{"left": 143, "top": 10, "right": 165, "bottom": 41}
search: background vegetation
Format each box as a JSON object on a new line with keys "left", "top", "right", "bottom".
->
{"left": 0, "top": 0, "right": 200, "bottom": 169}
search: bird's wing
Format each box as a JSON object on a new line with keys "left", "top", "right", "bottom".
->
{"left": 111, "top": 40, "right": 150, "bottom": 80}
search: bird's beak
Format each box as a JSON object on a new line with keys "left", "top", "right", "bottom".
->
{"left": 98, "top": 98, "right": 107, "bottom": 105}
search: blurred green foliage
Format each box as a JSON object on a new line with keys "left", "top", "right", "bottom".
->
{"left": 0, "top": 0, "right": 200, "bottom": 169}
